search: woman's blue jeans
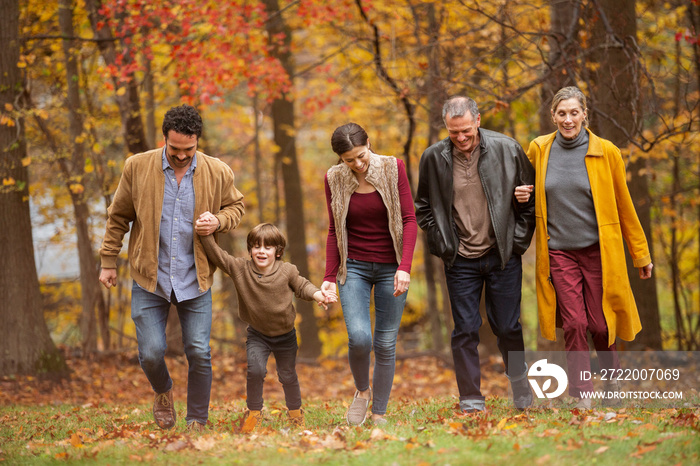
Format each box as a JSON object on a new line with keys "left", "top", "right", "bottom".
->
{"left": 338, "top": 259, "right": 406, "bottom": 415}
{"left": 131, "top": 283, "right": 213, "bottom": 425}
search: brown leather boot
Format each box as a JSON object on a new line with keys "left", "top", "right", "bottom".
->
{"left": 240, "top": 410, "right": 261, "bottom": 433}
{"left": 152, "top": 389, "right": 176, "bottom": 429}
{"left": 288, "top": 409, "right": 305, "bottom": 428}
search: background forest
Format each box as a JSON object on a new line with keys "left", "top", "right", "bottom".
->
{"left": 1, "top": 0, "right": 699, "bottom": 376}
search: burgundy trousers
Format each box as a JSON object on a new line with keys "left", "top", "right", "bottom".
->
{"left": 549, "top": 242, "right": 620, "bottom": 397}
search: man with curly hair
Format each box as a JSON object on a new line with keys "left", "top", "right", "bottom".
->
{"left": 99, "top": 104, "right": 245, "bottom": 432}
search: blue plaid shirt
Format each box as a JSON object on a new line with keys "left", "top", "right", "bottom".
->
{"left": 149, "top": 148, "right": 203, "bottom": 302}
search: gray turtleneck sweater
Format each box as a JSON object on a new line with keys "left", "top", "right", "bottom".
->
{"left": 545, "top": 129, "right": 599, "bottom": 250}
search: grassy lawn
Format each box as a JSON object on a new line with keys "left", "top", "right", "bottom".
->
{"left": 1, "top": 395, "right": 698, "bottom": 465}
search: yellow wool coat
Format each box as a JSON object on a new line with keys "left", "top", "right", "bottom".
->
{"left": 526, "top": 129, "right": 651, "bottom": 346}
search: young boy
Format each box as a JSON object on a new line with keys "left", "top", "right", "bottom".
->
{"left": 197, "top": 220, "right": 336, "bottom": 432}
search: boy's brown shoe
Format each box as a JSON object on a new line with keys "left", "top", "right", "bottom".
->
{"left": 240, "top": 410, "right": 262, "bottom": 433}
{"left": 186, "top": 421, "right": 206, "bottom": 433}
{"left": 153, "top": 389, "right": 176, "bottom": 429}
{"left": 288, "top": 409, "right": 305, "bottom": 428}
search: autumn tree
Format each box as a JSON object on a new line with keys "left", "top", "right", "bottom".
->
{"left": 57, "top": 0, "right": 107, "bottom": 353}
{"left": 261, "top": 0, "right": 321, "bottom": 358}
{"left": 653, "top": 0, "right": 700, "bottom": 349}
{"left": 534, "top": 0, "right": 580, "bottom": 351}
{"left": 585, "top": 0, "right": 662, "bottom": 349}
{"left": 0, "top": 0, "right": 67, "bottom": 376}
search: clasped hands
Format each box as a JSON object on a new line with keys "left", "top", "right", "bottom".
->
{"left": 195, "top": 211, "right": 220, "bottom": 236}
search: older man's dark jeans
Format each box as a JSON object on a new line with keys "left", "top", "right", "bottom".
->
{"left": 444, "top": 251, "right": 526, "bottom": 405}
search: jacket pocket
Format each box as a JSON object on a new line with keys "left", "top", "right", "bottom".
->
{"left": 427, "top": 226, "right": 447, "bottom": 258}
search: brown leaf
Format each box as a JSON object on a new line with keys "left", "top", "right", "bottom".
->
{"left": 496, "top": 417, "right": 508, "bottom": 430}
{"left": 164, "top": 440, "right": 188, "bottom": 452}
{"left": 69, "top": 433, "right": 83, "bottom": 448}
{"left": 631, "top": 444, "right": 656, "bottom": 457}
{"left": 594, "top": 446, "right": 609, "bottom": 454}
{"left": 193, "top": 437, "right": 216, "bottom": 451}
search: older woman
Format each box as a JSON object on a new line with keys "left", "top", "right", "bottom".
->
{"left": 516, "top": 86, "right": 653, "bottom": 409}
{"left": 322, "top": 123, "right": 417, "bottom": 426}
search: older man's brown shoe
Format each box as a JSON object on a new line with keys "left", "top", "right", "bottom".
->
{"left": 153, "top": 389, "right": 176, "bottom": 429}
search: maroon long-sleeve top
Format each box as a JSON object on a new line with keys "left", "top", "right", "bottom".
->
{"left": 324, "top": 159, "right": 417, "bottom": 283}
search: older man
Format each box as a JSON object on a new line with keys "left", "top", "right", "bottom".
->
{"left": 415, "top": 96, "right": 535, "bottom": 412}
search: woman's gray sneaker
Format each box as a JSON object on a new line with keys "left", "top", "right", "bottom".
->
{"left": 346, "top": 389, "right": 371, "bottom": 425}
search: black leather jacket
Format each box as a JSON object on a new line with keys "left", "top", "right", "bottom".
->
{"left": 415, "top": 129, "right": 535, "bottom": 269}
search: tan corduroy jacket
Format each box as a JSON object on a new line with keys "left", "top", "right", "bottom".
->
{"left": 99, "top": 148, "right": 245, "bottom": 293}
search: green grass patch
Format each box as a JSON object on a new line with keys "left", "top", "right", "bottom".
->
{"left": 1, "top": 396, "right": 698, "bottom": 465}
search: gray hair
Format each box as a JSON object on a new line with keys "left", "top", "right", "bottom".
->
{"left": 551, "top": 86, "right": 589, "bottom": 127}
{"left": 442, "top": 96, "right": 479, "bottom": 123}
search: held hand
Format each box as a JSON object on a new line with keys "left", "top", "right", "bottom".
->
{"left": 99, "top": 268, "right": 117, "bottom": 289}
{"left": 195, "top": 211, "right": 220, "bottom": 236}
{"left": 321, "top": 281, "right": 337, "bottom": 296}
{"left": 514, "top": 185, "right": 533, "bottom": 203}
{"left": 393, "top": 270, "right": 410, "bottom": 297}
{"left": 639, "top": 263, "right": 653, "bottom": 279}
{"left": 322, "top": 289, "right": 338, "bottom": 304}
{"left": 313, "top": 291, "right": 329, "bottom": 311}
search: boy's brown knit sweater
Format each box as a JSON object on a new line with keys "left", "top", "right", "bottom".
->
{"left": 200, "top": 234, "right": 320, "bottom": 336}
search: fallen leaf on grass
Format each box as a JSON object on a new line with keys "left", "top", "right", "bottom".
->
{"left": 594, "top": 446, "right": 609, "bottom": 454}
{"left": 535, "top": 454, "right": 551, "bottom": 465}
{"left": 536, "top": 428, "right": 560, "bottom": 438}
{"left": 352, "top": 441, "right": 368, "bottom": 450}
{"left": 318, "top": 434, "right": 346, "bottom": 450}
{"left": 630, "top": 444, "right": 656, "bottom": 457}
{"left": 193, "top": 436, "right": 216, "bottom": 451}
{"left": 69, "top": 433, "right": 83, "bottom": 448}
{"left": 164, "top": 440, "right": 187, "bottom": 452}
{"left": 556, "top": 438, "right": 583, "bottom": 451}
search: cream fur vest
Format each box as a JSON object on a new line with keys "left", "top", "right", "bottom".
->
{"left": 326, "top": 152, "right": 404, "bottom": 284}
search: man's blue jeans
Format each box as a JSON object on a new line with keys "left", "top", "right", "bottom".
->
{"left": 338, "top": 259, "right": 406, "bottom": 415}
{"left": 444, "top": 251, "right": 526, "bottom": 404}
{"left": 131, "top": 283, "right": 213, "bottom": 425}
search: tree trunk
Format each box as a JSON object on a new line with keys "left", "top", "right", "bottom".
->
{"left": 85, "top": 0, "right": 148, "bottom": 155}
{"left": 86, "top": 0, "right": 162, "bottom": 350}
{"left": 422, "top": 2, "right": 449, "bottom": 356}
{"left": 0, "top": 0, "right": 67, "bottom": 376}
{"left": 587, "top": 0, "right": 662, "bottom": 350}
{"left": 535, "top": 0, "right": 580, "bottom": 352}
{"left": 262, "top": 0, "right": 321, "bottom": 359}
{"left": 59, "top": 0, "right": 109, "bottom": 354}
{"left": 143, "top": 51, "right": 157, "bottom": 148}
{"left": 538, "top": 0, "right": 579, "bottom": 131}
{"left": 689, "top": 1, "right": 700, "bottom": 349}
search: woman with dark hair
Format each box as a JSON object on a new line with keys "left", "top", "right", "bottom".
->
{"left": 515, "top": 86, "right": 653, "bottom": 409}
{"left": 322, "top": 123, "right": 417, "bottom": 425}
